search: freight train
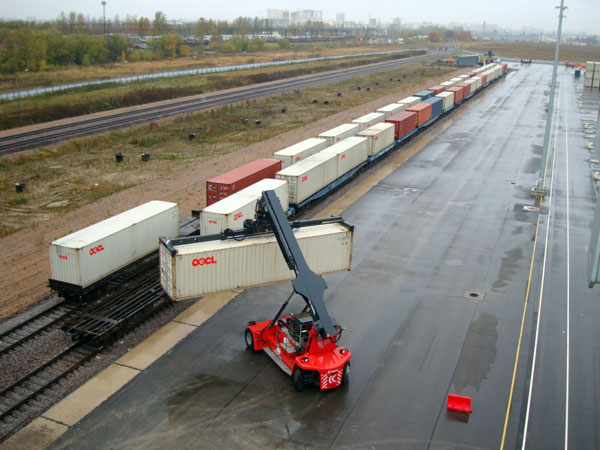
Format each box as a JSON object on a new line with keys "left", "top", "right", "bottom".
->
{"left": 48, "top": 62, "right": 507, "bottom": 302}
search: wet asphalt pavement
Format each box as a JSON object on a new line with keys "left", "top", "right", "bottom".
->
{"left": 49, "top": 64, "right": 600, "bottom": 449}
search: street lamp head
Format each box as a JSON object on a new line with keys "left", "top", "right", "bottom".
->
{"left": 101, "top": 1, "right": 106, "bottom": 5}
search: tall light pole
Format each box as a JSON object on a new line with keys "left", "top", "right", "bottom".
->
{"left": 101, "top": 1, "right": 107, "bottom": 36}
{"left": 533, "top": 0, "right": 567, "bottom": 198}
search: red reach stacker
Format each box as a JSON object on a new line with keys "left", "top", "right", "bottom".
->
{"left": 235, "top": 190, "right": 352, "bottom": 391}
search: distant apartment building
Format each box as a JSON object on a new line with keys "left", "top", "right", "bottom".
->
{"left": 267, "top": 9, "right": 290, "bottom": 27}
{"left": 336, "top": 13, "right": 345, "bottom": 25}
{"left": 290, "top": 10, "right": 323, "bottom": 25}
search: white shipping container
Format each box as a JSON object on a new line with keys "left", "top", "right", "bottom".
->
{"left": 357, "top": 122, "right": 395, "bottom": 156}
{"left": 450, "top": 77, "right": 463, "bottom": 84}
{"left": 595, "top": 62, "right": 600, "bottom": 71}
{"left": 273, "top": 138, "right": 329, "bottom": 169}
{"left": 458, "top": 74, "right": 470, "bottom": 80}
{"left": 584, "top": 78, "right": 592, "bottom": 87}
{"left": 160, "top": 222, "right": 354, "bottom": 301}
{"left": 352, "top": 112, "right": 385, "bottom": 131}
{"left": 472, "top": 76, "right": 483, "bottom": 89}
{"left": 50, "top": 201, "right": 179, "bottom": 289}
{"left": 593, "top": 78, "right": 600, "bottom": 88}
{"left": 440, "top": 81, "right": 455, "bottom": 89}
{"left": 398, "top": 96, "right": 421, "bottom": 107}
{"left": 318, "top": 123, "right": 360, "bottom": 145}
{"left": 321, "top": 136, "right": 369, "bottom": 178}
{"left": 585, "top": 70, "right": 594, "bottom": 79}
{"left": 200, "top": 179, "right": 288, "bottom": 235}
{"left": 276, "top": 152, "right": 338, "bottom": 204}
{"left": 436, "top": 91, "right": 454, "bottom": 110}
{"left": 377, "top": 103, "right": 406, "bottom": 119}
{"left": 586, "top": 61, "right": 595, "bottom": 71}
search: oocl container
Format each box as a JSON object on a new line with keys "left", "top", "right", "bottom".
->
{"left": 159, "top": 222, "right": 354, "bottom": 301}
{"left": 427, "top": 85, "right": 445, "bottom": 95}
{"left": 50, "top": 201, "right": 179, "bottom": 296}
{"left": 318, "top": 123, "right": 360, "bottom": 145}
{"left": 436, "top": 91, "right": 454, "bottom": 110}
{"left": 447, "top": 86, "right": 464, "bottom": 103}
{"left": 386, "top": 111, "right": 417, "bottom": 140}
{"left": 320, "top": 136, "right": 369, "bottom": 178}
{"left": 206, "top": 159, "right": 283, "bottom": 206}
{"left": 407, "top": 102, "right": 433, "bottom": 126}
{"left": 352, "top": 112, "right": 385, "bottom": 131}
{"left": 423, "top": 97, "right": 443, "bottom": 118}
{"left": 376, "top": 103, "right": 406, "bottom": 119}
{"left": 276, "top": 152, "right": 338, "bottom": 205}
{"left": 398, "top": 96, "right": 421, "bottom": 107}
{"left": 357, "top": 122, "right": 395, "bottom": 156}
{"left": 200, "top": 179, "right": 288, "bottom": 235}
{"left": 273, "top": 138, "right": 328, "bottom": 169}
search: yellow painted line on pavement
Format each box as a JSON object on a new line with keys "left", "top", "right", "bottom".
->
{"left": 500, "top": 198, "right": 543, "bottom": 449}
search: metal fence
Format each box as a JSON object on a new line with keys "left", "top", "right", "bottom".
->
{"left": 0, "top": 49, "right": 428, "bottom": 101}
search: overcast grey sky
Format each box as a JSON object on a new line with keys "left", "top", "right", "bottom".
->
{"left": 2, "top": 0, "right": 599, "bottom": 34}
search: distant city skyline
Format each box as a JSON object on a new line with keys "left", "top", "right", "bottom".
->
{"left": 1, "top": 0, "right": 598, "bottom": 35}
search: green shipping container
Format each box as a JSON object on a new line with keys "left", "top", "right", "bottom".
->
{"left": 575, "top": 69, "right": 581, "bottom": 78}
{"left": 414, "top": 90, "right": 434, "bottom": 100}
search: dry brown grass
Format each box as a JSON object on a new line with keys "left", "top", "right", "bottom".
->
{"left": 0, "top": 62, "right": 457, "bottom": 235}
{"left": 0, "top": 44, "right": 406, "bottom": 92}
{"left": 461, "top": 40, "right": 600, "bottom": 62}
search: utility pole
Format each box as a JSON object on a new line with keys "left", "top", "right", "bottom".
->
{"left": 101, "top": 1, "right": 107, "bottom": 36}
{"left": 532, "top": 0, "right": 567, "bottom": 198}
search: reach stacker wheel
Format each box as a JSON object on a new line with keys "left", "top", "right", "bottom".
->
{"left": 245, "top": 328, "right": 256, "bottom": 351}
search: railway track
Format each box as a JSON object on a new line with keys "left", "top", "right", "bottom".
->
{"left": 0, "top": 301, "right": 75, "bottom": 356}
{"left": 0, "top": 342, "right": 96, "bottom": 441}
{"left": 0, "top": 52, "right": 438, "bottom": 155}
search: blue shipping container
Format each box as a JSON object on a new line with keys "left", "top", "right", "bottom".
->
{"left": 424, "top": 97, "right": 443, "bottom": 117}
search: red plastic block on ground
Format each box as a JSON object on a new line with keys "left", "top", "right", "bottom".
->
{"left": 447, "top": 394, "right": 473, "bottom": 413}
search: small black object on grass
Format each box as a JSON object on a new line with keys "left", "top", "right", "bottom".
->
{"left": 312, "top": 99, "right": 318, "bottom": 104}
{"left": 115, "top": 153, "right": 124, "bottom": 163}
{"left": 366, "top": 87, "right": 371, "bottom": 91}
{"left": 188, "top": 133, "right": 197, "bottom": 140}
{"left": 356, "top": 86, "right": 361, "bottom": 90}
{"left": 389, "top": 78, "right": 393, "bottom": 81}
{"left": 281, "top": 107, "right": 287, "bottom": 113}
{"left": 15, "top": 182, "right": 26, "bottom": 193}
{"left": 337, "top": 92, "right": 342, "bottom": 97}
{"left": 375, "top": 82, "right": 379, "bottom": 86}
{"left": 255, "top": 119, "right": 262, "bottom": 125}
{"left": 242, "top": 118, "right": 249, "bottom": 125}
{"left": 141, "top": 153, "right": 150, "bottom": 161}
{"left": 323, "top": 100, "right": 329, "bottom": 105}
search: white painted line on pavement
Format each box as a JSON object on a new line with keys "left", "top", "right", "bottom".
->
{"left": 521, "top": 87, "right": 562, "bottom": 450}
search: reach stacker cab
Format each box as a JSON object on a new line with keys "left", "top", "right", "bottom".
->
{"left": 237, "top": 190, "right": 352, "bottom": 391}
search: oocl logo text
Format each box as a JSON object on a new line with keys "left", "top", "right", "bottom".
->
{"left": 192, "top": 256, "right": 217, "bottom": 267}
{"left": 234, "top": 212, "right": 243, "bottom": 221}
{"left": 89, "top": 245, "right": 105, "bottom": 256}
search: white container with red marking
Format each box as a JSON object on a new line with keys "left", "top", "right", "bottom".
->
{"left": 318, "top": 123, "right": 360, "bottom": 146}
{"left": 377, "top": 103, "right": 406, "bottom": 119}
{"left": 49, "top": 201, "right": 179, "bottom": 290}
{"left": 273, "top": 138, "right": 329, "bottom": 169}
{"left": 357, "top": 122, "right": 395, "bottom": 156}
{"left": 159, "top": 222, "right": 354, "bottom": 301}
{"left": 276, "top": 152, "right": 337, "bottom": 205}
{"left": 320, "top": 136, "right": 369, "bottom": 178}
{"left": 200, "top": 178, "right": 288, "bottom": 235}
{"left": 351, "top": 112, "right": 385, "bottom": 131}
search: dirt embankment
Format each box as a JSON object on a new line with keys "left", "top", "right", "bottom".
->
{"left": 0, "top": 68, "right": 468, "bottom": 321}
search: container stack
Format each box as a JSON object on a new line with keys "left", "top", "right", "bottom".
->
{"left": 584, "top": 62, "right": 600, "bottom": 89}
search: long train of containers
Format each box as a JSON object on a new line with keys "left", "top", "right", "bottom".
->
{"left": 199, "top": 62, "right": 507, "bottom": 217}
{"left": 49, "top": 63, "right": 508, "bottom": 302}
